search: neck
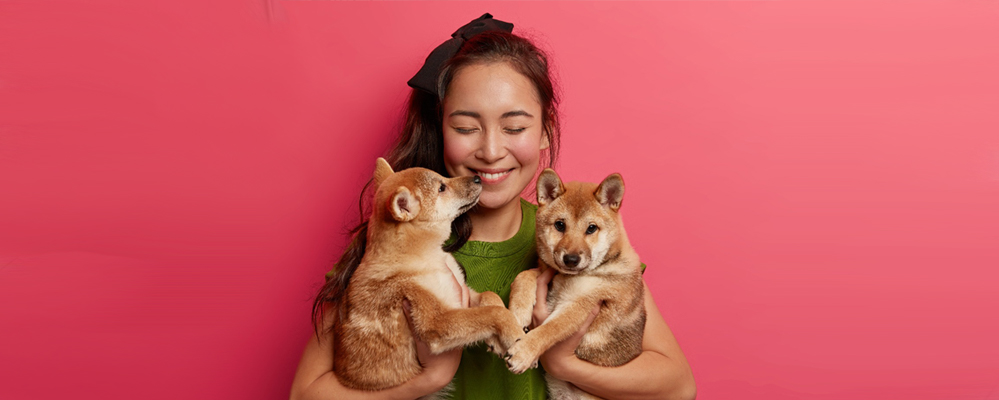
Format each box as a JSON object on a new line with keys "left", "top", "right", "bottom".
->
{"left": 367, "top": 220, "right": 448, "bottom": 258}
{"left": 468, "top": 198, "right": 523, "bottom": 242}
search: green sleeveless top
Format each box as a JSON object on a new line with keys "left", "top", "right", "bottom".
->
{"left": 447, "top": 198, "right": 547, "bottom": 400}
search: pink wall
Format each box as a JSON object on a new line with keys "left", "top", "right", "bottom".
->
{"left": 2, "top": 1, "right": 998, "bottom": 398}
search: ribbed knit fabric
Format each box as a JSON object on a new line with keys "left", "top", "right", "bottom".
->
{"left": 447, "top": 198, "right": 547, "bottom": 400}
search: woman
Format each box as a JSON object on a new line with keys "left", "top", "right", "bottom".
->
{"left": 291, "top": 14, "right": 696, "bottom": 400}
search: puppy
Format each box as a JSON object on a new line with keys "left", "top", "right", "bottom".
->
{"left": 505, "top": 169, "right": 646, "bottom": 400}
{"left": 334, "top": 158, "right": 526, "bottom": 398}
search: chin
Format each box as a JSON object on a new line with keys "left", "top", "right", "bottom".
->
{"left": 474, "top": 193, "right": 517, "bottom": 210}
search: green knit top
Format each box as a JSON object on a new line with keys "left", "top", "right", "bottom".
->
{"left": 447, "top": 198, "right": 546, "bottom": 400}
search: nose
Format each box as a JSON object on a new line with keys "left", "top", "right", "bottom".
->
{"left": 473, "top": 175, "right": 481, "bottom": 184}
{"left": 563, "top": 254, "right": 580, "bottom": 267}
{"left": 476, "top": 130, "right": 506, "bottom": 164}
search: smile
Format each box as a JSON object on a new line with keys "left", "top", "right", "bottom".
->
{"left": 470, "top": 168, "right": 513, "bottom": 184}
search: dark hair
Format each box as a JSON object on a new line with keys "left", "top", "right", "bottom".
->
{"left": 311, "top": 31, "right": 561, "bottom": 335}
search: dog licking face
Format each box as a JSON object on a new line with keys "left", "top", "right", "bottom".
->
{"left": 333, "top": 158, "right": 526, "bottom": 397}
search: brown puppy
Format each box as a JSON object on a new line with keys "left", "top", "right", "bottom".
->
{"left": 334, "top": 158, "right": 526, "bottom": 398}
{"left": 505, "top": 169, "right": 646, "bottom": 400}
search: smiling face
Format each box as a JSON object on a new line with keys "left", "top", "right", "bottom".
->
{"left": 442, "top": 61, "right": 549, "bottom": 211}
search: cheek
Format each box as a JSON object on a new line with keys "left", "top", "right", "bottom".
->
{"left": 442, "top": 134, "right": 474, "bottom": 173}
{"left": 509, "top": 133, "right": 543, "bottom": 167}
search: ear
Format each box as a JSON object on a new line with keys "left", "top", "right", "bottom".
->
{"left": 594, "top": 173, "right": 625, "bottom": 211}
{"left": 389, "top": 186, "right": 420, "bottom": 222}
{"left": 540, "top": 133, "right": 550, "bottom": 150}
{"left": 536, "top": 168, "right": 564, "bottom": 206}
{"left": 373, "top": 157, "right": 394, "bottom": 187}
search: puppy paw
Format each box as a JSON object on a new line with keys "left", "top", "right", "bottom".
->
{"left": 499, "top": 326, "right": 526, "bottom": 351}
{"left": 484, "top": 336, "right": 505, "bottom": 357}
{"left": 513, "top": 304, "right": 534, "bottom": 331}
{"left": 503, "top": 341, "right": 539, "bottom": 374}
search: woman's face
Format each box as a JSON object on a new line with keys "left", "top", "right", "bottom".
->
{"left": 442, "top": 62, "right": 549, "bottom": 211}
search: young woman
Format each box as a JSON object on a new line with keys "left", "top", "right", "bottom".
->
{"left": 290, "top": 14, "right": 696, "bottom": 400}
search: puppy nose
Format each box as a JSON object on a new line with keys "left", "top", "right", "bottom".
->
{"left": 473, "top": 175, "right": 481, "bottom": 184}
{"left": 563, "top": 254, "right": 580, "bottom": 267}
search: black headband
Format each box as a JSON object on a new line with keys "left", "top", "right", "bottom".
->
{"left": 407, "top": 13, "right": 514, "bottom": 96}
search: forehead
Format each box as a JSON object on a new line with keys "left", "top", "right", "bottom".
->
{"left": 379, "top": 168, "right": 437, "bottom": 194}
{"left": 399, "top": 168, "right": 438, "bottom": 186}
{"left": 546, "top": 182, "right": 607, "bottom": 220}
{"left": 443, "top": 62, "right": 541, "bottom": 116}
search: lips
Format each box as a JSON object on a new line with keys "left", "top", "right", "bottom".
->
{"left": 469, "top": 168, "right": 514, "bottom": 184}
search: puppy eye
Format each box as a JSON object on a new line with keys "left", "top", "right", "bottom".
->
{"left": 554, "top": 220, "right": 565, "bottom": 232}
{"left": 439, "top": 183, "right": 446, "bottom": 192}
{"left": 585, "top": 224, "right": 598, "bottom": 234}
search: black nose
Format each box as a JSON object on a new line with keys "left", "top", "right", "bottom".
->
{"left": 473, "top": 175, "right": 481, "bottom": 184}
{"left": 563, "top": 254, "right": 580, "bottom": 267}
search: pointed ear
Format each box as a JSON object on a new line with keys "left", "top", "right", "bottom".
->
{"left": 374, "top": 157, "right": 394, "bottom": 186}
{"left": 536, "top": 169, "right": 564, "bottom": 206}
{"left": 389, "top": 186, "right": 420, "bottom": 222}
{"left": 595, "top": 173, "right": 625, "bottom": 211}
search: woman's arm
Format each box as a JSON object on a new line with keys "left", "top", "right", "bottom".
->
{"left": 536, "top": 276, "right": 697, "bottom": 400}
{"left": 289, "top": 321, "right": 460, "bottom": 400}
{"left": 292, "top": 264, "right": 472, "bottom": 400}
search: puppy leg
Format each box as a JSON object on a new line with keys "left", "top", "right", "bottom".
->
{"left": 476, "top": 290, "right": 505, "bottom": 308}
{"left": 508, "top": 268, "right": 539, "bottom": 330}
{"left": 505, "top": 299, "right": 598, "bottom": 374}
{"left": 407, "top": 288, "right": 525, "bottom": 355}
{"left": 476, "top": 290, "right": 509, "bottom": 356}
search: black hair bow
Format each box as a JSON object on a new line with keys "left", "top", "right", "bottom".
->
{"left": 407, "top": 13, "right": 514, "bottom": 96}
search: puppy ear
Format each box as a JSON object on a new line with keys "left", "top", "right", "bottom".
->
{"left": 595, "top": 173, "right": 625, "bottom": 211}
{"left": 373, "top": 157, "right": 394, "bottom": 187}
{"left": 536, "top": 169, "right": 564, "bottom": 206}
{"left": 389, "top": 186, "right": 420, "bottom": 222}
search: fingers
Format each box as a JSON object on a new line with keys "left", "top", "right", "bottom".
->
{"left": 532, "top": 268, "right": 557, "bottom": 327}
{"left": 535, "top": 267, "right": 555, "bottom": 307}
{"left": 537, "top": 302, "right": 602, "bottom": 379}
{"left": 580, "top": 302, "right": 601, "bottom": 332}
{"left": 403, "top": 299, "right": 432, "bottom": 367}
{"left": 562, "top": 303, "right": 601, "bottom": 349}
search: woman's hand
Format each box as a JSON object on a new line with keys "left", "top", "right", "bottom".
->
{"left": 538, "top": 302, "right": 600, "bottom": 380}
{"left": 530, "top": 266, "right": 557, "bottom": 328}
{"left": 401, "top": 272, "right": 469, "bottom": 393}
{"left": 536, "top": 280, "right": 696, "bottom": 400}
{"left": 530, "top": 265, "right": 601, "bottom": 379}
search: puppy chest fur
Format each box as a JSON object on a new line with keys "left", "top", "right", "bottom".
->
{"left": 549, "top": 272, "right": 646, "bottom": 367}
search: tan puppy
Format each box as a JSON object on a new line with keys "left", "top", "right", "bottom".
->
{"left": 505, "top": 169, "right": 646, "bottom": 400}
{"left": 334, "top": 158, "right": 526, "bottom": 398}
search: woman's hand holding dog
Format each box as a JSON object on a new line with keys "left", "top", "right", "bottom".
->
{"left": 402, "top": 273, "right": 470, "bottom": 394}
{"left": 524, "top": 266, "right": 601, "bottom": 379}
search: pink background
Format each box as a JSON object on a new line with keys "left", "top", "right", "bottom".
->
{"left": 2, "top": 1, "right": 998, "bottom": 399}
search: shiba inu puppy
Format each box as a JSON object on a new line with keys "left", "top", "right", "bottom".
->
{"left": 505, "top": 169, "right": 646, "bottom": 400}
{"left": 334, "top": 158, "right": 526, "bottom": 398}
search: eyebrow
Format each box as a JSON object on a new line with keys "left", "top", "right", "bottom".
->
{"left": 448, "top": 110, "right": 535, "bottom": 119}
{"left": 501, "top": 110, "right": 534, "bottom": 119}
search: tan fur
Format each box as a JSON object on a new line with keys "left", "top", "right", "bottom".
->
{"left": 333, "top": 158, "right": 526, "bottom": 396}
{"left": 506, "top": 169, "right": 646, "bottom": 400}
